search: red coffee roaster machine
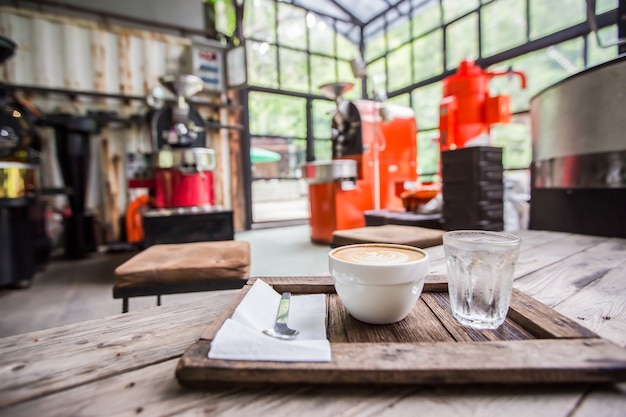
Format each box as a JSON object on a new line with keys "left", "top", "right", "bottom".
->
{"left": 126, "top": 74, "right": 231, "bottom": 246}
{"left": 303, "top": 82, "right": 420, "bottom": 244}
{"left": 439, "top": 59, "right": 527, "bottom": 152}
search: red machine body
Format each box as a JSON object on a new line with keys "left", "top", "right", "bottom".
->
{"left": 153, "top": 167, "right": 215, "bottom": 208}
{"left": 125, "top": 74, "right": 217, "bottom": 244}
{"left": 351, "top": 100, "right": 418, "bottom": 211}
{"left": 439, "top": 59, "right": 527, "bottom": 152}
{"left": 305, "top": 96, "right": 418, "bottom": 244}
{"left": 307, "top": 179, "right": 373, "bottom": 244}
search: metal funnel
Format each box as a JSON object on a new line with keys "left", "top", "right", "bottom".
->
{"left": 319, "top": 82, "right": 354, "bottom": 101}
{"left": 159, "top": 74, "right": 204, "bottom": 99}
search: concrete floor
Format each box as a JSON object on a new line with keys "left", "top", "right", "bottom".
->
{"left": 0, "top": 224, "right": 331, "bottom": 338}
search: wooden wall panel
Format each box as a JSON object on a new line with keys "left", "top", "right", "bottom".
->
{"left": 0, "top": 6, "right": 245, "bottom": 242}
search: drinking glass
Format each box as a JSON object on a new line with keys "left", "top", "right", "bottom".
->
{"left": 443, "top": 230, "right": 521, "bottom": 330}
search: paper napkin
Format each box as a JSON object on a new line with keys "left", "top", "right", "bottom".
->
{"left": 208, "top": 279, "right": 331, "bottom": 362}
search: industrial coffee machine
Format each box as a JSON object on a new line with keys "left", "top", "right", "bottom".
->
{"left": 530, "top": 56, "right": 626, "bottom": 237}
{"left": 439, "top": 59, "right": 526, "bottom": 152}
{"left": 0, "top": 35, "right": 49, "bottom": 287}
{"left": 304, "top": 82, "right": 418, "bottom": 244}
{"left": 126, "top": 74, "right": 232, "bottom": 246}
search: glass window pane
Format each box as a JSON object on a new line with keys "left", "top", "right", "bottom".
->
{"left": 277, "top": 3, "right": 307, "bottom": 50}
{"left": 524, "top": 38, "right": 584, "bottom": 97}
{"left": 481, "top": 0, "right": 527, "bottom": 57}
{"left": 490, "top": 116, "right": 532, "bottom": 170}
{"left": 247, "top": 41, "right": 278, "bottom": 88}
{"left": 314, "top": 138, "right": 332, "bottom": 162}
{"left": 442, "top": 0, "right": 479, "bottom": 22}
{"left": 251, "top": 177, "right": 309, "bottom": 221}
{"left": 279, "top": 48, "right": 309, "bottom": 93}
{"left": 412, "top": 81, "right": 442, "bottom": 130}
{"left": 595, "top": 0, "right": 618, "bottom": 13}
{"left": 337, "top": 60, "right": 362, "bottom": 100}
{"left": 368, "top": 58, "right": 387, "bottom": 99}
{"left": 336, "top": 34, "right": 360, "bottom": 60}
{"left": 249, "top": 92, "right": 306, "bottom": 137}
{"left": 291, "top": 139, "right": 308, "bottom": 175}
{"left": 412, "top": 0, "right": 441, "bottom": 37}
{"left": 308, "top": 14, "right": 335, "bottom": 55}
{"left": 311, "top": 55, "right": 336, "bottom": 93}
{"left": 487, "top": 61, "right": 529, "bottom": 113}
{"left": 312, "top": 99, "right": 334, "bottom": 140}
{"left": 244, "top": 0, "right": 275, "bottom": 43}
{"left": 387, "top": 43, "right": 413, "bottom": 92}
{"left": 251, "top": 155, "right": 309, "bottom": 223}
{"left": 387, "top": 17, "right": 411, "bottom": 51}
{"left": 413, "top": 29, "right": 443, "bottom": 82}
{"left": 365, "top": 34, "right": 387, "bottom": 63}
{"left": 387, "top": 94, "right": 410, "bottom": 107}
{"left": 417, "top": 129, "right": 441, "bottom": 179}
{"left": 488, "top": 38, "right": 584, "bottom": 112}
{"left": 250, "top": 137, "right": 306, "bottom": 178}
{"left": 446, "top": 13, "right": 478, "bottom": 70}
{"left": 588, "top": 26, "right": 618, "bottom": 66}
{"left": 529, "top": 0, "right": 585, "bottom": 40}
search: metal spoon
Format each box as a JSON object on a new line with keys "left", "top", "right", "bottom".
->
{"left": 263, "top": 292, "right": 300, "bottom": 340}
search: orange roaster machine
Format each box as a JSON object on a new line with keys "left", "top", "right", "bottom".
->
{"left": 303, "top": 60, "right": 526, "bottom": 244}
{"left": 303, "top": 82, "right": 419, "bottom": 244}
{"left": 439, "top": 59, "right": 526, "bottom": 152}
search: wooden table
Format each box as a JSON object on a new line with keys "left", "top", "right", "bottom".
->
{"left": 1, "top": 230, "right": 625, "bottom": 416}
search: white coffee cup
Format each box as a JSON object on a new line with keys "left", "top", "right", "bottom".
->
{"left": 328, "top": 243, "right": 430, "bottom": 324}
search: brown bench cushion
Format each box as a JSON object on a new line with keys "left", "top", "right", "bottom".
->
{"left": 114, "top": 240, "right": 250, "bottom": 289}
{"left": 331, "top": 225, "right": 444, "bottom": 248}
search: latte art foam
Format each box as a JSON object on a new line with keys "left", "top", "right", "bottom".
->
{"left": 332, "top": 245, "right": 425, "bottom": 264}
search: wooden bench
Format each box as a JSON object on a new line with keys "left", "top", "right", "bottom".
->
{"left": 113, "top": 240, "right": 250, "bottom": 313}
{"left": 331, "top": 224, "right": 444, "bottom": 248}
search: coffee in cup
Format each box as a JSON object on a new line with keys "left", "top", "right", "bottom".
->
{"left": 331, "top": 244, "right": 426, "bottom": 264}
{"left": 329, "top": 243, "right": 430, "bottom": 324}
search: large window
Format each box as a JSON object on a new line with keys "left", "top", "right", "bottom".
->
{"left": 481, "top": 0, "right": 527, "bottom": 56}
{"left": 364, "top": 0, "right": 618, "bottom": 188}
{"left": 243, "top": 0, "right": 620, "bottom": 224}
{"left": 245, "top": 0, "right": 359, "bottom": 223}
{"left": 446, "top": 13, "right": 479, "bottom": 70}
{"left": 248, "top": 92, "right": 306, "bottom": 138}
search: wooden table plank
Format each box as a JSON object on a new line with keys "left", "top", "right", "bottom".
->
{"left": 572, "top": 384, "right": 626, "bottom": 417}
{"left": 422, "top": 292, "right": 535, "bottom": 342}
{"left": 508, "top": 289, "right": 597, "bottom": 339}
{"left": 334, "top": 295, "right": 457, "bottom": 343}
{"left": 0, "top": 291, "right": 237, "bottom": 408}
{"left": 366, "top": 384, "right": 586, "bottom": 417}
{"left": 515, "top": 237, "right": 626, "bottom": 307}
{"left": 0, "top": 231, "right": 625, "bottom": 417}
{"left": 177, "top": 338, "right": 626, "bottom": 385}
{"left": 3, "top": 348, "right": 623, "bottom": 417}
{"left": 513, "top": 232, "right": 606, "bottom": 280}
{"left": 427, "top": 230, "right": 596, "bottom": 278}
{"left": 0, "top": 356, "right": 415, "bottom": 417}
{"left": 554, "top": 260, "right": 626, "bottom": 347}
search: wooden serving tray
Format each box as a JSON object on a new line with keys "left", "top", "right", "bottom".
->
{"left": 176, "top": 276, "right": 626, "bottom": 386}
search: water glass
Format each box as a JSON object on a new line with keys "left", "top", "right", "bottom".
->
{"left": 443, "top": 230, "right": 521, "bottom": 330}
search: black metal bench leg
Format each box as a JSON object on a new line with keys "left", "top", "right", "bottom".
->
{"left": 157, "top": 294, "right": 161, "bottom": 306}
{"left": 122, "top": 298, "right": 129, "bottom": 314}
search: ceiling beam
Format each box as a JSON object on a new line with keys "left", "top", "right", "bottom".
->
{"left": 326, "top": 0, "right": 365, "bottom": 26}
{"left": 289, "top": 0, "right": 363, "bottom": 28}
{"left": 364, "top": 0, "right": 416, "bottom": 27}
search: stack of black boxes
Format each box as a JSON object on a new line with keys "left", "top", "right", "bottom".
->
{"left": 441, "top": 146, "right": 504, "bottom": 231}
